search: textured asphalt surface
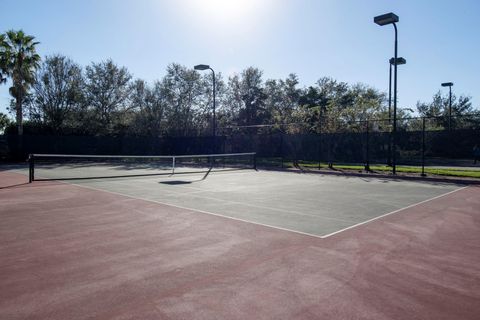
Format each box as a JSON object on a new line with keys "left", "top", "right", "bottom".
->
{"left": 1, "top": 170, "right": 479, "bottom": 320}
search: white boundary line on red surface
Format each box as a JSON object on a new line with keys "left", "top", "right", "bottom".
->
{"left": 7, "top": 168, "right": 324, "bottom": 239}
{"left": 320, "top": 186, "right": 469, "bottom": 238}
{"left": 64, "top": 179, "right": 469, "bottom": 240}
{"left": 45, "top": 176, "right": 327, "bottom": 240}
{"left": 12, "top": 170, "right": 469, "bottom": 240}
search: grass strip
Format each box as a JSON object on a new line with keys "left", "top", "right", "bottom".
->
{"left": 256, "top": 158, "right": 480, "bottom": 178}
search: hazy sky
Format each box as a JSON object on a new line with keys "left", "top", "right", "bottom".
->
{"left": 1, "top": 0, "right": 479, "bottom": 116}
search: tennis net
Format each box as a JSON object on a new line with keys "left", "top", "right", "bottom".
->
{"left": 28, "top": 152, "right": 256, "bottom": 182}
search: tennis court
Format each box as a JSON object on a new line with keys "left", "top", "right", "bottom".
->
{"left": 18, "top": 152, "right": 466, "bottom": 237}
{"left": 1, "top": 155, "right": 480, "bottom": 319}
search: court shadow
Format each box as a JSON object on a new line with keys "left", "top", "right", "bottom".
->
{"left": 160, "top": 167, "right": 212, "bottom": 185}
{"left": 160, "top": 180, "right": 192, "bottom": 185}
{"left": 0, "top": 182, "right": 30, "bottom": 190}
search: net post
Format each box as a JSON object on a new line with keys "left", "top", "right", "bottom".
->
{"left": 28, "top": 154, "right": 34, "bottom": 183}
{"left": 253, "top": 153, "right": 257, "bottom": 170}
{"left": 172, "top": 156, "right": 176, "bottom": 175}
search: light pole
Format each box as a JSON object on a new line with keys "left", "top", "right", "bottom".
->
{"left": 375, "top": 12, "right": 400, "bottom": 174}
{"left": 388, "top": 57, "right": 406, "bottom": 166}
{"left": 194, "top": 64, "right": 216, "bottom": 151}
{"left": 441, "top": 82, "right": 454, "bottom": 130}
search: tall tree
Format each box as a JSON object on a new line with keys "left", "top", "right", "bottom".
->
{"left": 129, "top": 79, "right": 168, "bottom": 136}
{"left": 162, "top": 64, "right": 202, "bottom": 136}
{"left": 0, "top": 34, "right": 7, "bottom": 85}
{"left": 28, "top": 55, "right": 84, "bottom": 132}
{"left": 0, "top": 112, "right": 11, "bottom": 133}
{"left": 264, "top": 74, "right": 300, "bottom": 129}
{"left": 84, "top": 59, "right": 132, "bottom": 134}
{"left": 341, "top": 84, "right": 385, "bottom": 128}
{"left": 195, "top": 70, "right": 226, "bottom": 134}
{"left": 416, "top": 91, "right": 475, "bottom": 129}
{"left": 225, "top": 67, "right": 268, "bottom": 127}
{"left": 296, "top": 78, "right": 351, "bottom": 133}
{"left": 0, "top": 30, "right": 41, "bottom": 135}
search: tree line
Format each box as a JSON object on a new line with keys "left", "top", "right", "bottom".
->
{"left": 1, "top": 30, "right": 477, "bottom": 136}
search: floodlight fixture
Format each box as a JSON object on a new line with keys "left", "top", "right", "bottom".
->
{"left": 389, "top": 57, "right": 406, "bottom": 65}
{"left": 374, "top": 12, "right": 399, "bottom": 26}
{"left": 194, "top": 64, "right": 210, "bottom": 71}
{"left": 441, "top": 82, "right": 454, "bottom": 87}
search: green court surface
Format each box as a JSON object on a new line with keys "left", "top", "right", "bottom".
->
{"left": 18, "top": 167, "right": 463, "bottom": 237}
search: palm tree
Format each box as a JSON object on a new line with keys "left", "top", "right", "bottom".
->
{"left": 0, "top": 30, "right": 41, "bottom": 135}
{"left": 0, "top": 34, "right": 7, "bottom": 85}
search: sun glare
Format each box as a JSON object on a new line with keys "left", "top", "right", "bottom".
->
{"left": 187, "top": 0, "right": 268, "bottom": 25}
{"left": 200, "top": 0, "right": 255, "bottom": 18}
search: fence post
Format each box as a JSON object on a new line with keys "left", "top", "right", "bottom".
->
{"left": 280, "top": 132, "right": 284, "bottom": 168}
{"left": 317, "top": 131, "right": 322, "bottom": 169}
{"left": 365, "top": 120, "right": 370, "bottom": 171}
{"left": 387, "top": 119, "right": 392, "bottom": 166}
{"left": 328, "top": 134, "right": 333, "bottom": 169}
{"left": 421, "top": 117, "right": 426, "bottom": 177}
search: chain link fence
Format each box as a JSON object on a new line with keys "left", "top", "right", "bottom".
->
{"left": 2, "top": 115, "right": 480, "bottom": 171}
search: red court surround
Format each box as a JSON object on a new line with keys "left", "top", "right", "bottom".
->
{"left": 1, "top": 171, "right": 479, "bottom": 319}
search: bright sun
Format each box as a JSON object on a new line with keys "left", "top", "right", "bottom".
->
{"left": 188, "top": 0, "right": 265, "bottom": 24}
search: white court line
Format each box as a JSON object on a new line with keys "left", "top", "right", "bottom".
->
{"left": 81, "top": 170, "right": 356, "bottom": 223}
{"left": 14, "top": 168, "right": 321, "bottom": 238}
{"left": 20, "top": 170, "right": 470, "bottom": 240}
{"left": 109, "top": 183, "right": 356, "bottom": 224}
{"left": 320, "top": 186, "right": 469, "bottom": 238}
{"left": 59, "top": 179, "right": 327, "bottom": 239}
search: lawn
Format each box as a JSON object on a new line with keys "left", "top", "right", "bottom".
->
{"left": 256, "top": 158, "right": 480, "bottom": 179}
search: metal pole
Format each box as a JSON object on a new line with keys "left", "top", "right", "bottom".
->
{"left": 28, "top": 154, "right": 34, "bottom": 183}
{"left": 280, "top": 132, "right": 284, "bottom": 168}
{"left": 388, "top": 63, "right": 392, "bottom": 121}
{"left": 392, "top": 23, "right": 398, "bottom": 175}
{"left": 365, "top": 120, "right": 370, "bottom": 171}
{"left": 421, "top": 117, "right": 426, "bottom": 177}
{"left": 388, "top": 62, "right": 392, "bottom": 166}
{"left": 448, "top": 86, "right": 452, "bottom": 130}
{"left": 210, "top": 67, "right": 216, "bottom": 152}
{"left": 318, "top": 132, "right": 322, "bottom": 169}
{"left": 318, "top": 113, "right": 322, "bottom": 169}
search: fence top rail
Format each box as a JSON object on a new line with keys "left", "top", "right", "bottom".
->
{"left": 30, "top": 152, "right": 256, "bottom": 159}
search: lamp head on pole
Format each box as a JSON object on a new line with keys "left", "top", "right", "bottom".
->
{"left": 194, "top": 64, "right": 210, "bottom": 71}
{"left": 374, "top": 12, "right": 399, "bottom": 26}
{"left": 389, "top": 57, "right": 406, "bottom": 65}
{"left": 441, "top": 82, "right": 454, "bottom": 87}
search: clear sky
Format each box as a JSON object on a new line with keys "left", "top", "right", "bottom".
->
{"left": 1, "top": 0, "right": 479, "bottom": 116}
